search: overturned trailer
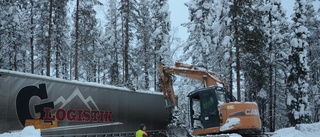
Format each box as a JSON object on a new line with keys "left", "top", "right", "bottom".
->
{"left": 0, "top": 69, "right": 169, "bottom": 136}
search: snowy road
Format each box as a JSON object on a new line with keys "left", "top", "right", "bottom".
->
{"left": 1, "top": 122, "right": 320, "bottom": 137}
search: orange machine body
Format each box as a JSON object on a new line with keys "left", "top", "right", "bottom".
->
{"left": 159, "top": 62, "right": 261, "bottom": 136}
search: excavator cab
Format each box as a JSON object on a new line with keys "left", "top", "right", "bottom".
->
{"left": 188, "top": 86, "right": 261, "bottom": 136}
{"left": 188, "top": 86, "right": 227, "bottom": 130}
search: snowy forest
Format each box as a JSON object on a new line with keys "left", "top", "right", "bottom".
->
{"left": 0, "top": 0, "right": 320, "bottom": 133}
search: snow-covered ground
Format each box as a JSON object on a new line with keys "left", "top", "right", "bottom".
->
{"left": 1, "top": 122, "right": 320, "bottom": 137}
{"left": 271, "top": 122, "right": 320, "bottom": 137}
{"left": 0, "top": 126, "right": 40, "bottom": 137}
{"left": 194, "top": 122, "right": 320, "bottom": 137}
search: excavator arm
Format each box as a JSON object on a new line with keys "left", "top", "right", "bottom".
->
{"left": 159, "top": 62, "right": 228, "bottom": 107}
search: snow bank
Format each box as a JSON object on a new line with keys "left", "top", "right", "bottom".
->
{"left": 272, "top": 122, "right": 320, "bottom": 137}
{"left": 192, "top": 122, "right": 320, "bottom": 137}
{"left": 0, "top": 126, "right": 40, "bottom": 137}
{"left": 2, "top": 122, "right": 320, "bottom": 137}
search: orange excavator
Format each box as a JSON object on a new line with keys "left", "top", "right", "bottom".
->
{"left": 159, "top": 62, "right": 261, "bottom": 136}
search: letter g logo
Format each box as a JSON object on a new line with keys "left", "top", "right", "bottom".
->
{"left": 16, "top": 84, "right": 54, "bottom": 126}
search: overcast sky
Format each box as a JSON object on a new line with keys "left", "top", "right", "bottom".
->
{"left": 167, "top": 0, "right": 300, "bottom": 41}
{"left": 95, "top": 1, "right": 318, "bottom": 41}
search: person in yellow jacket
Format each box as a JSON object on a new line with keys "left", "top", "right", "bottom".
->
{"left": 135, "top": 123, "right": 148, "bottom": 137}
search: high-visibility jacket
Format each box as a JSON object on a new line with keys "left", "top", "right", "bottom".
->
{"left": 135, "top": 129, "right": 148, "bottom": 137}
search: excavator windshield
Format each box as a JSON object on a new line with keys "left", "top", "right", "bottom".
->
{"left": 216, "top": 88, "right": 228, "bottom": 104}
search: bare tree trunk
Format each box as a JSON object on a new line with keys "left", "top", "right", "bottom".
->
{"left": 122, "top": 19, "right": 125, "bottom": 84}
{"left": 69, "top": 58, "right": 72, "bottom": 80}
{"left": 268, "top": 11, "right": 274, "bottom": 132}
{"left": 62, "top": 62, "right": 67, "bottom": 79}
{"left": 93, "top": 42, "right": 97, "bottom": 82}
{"left": 30, "top": 0, "right": 34, "bottom": 74}
{"left": 41, "top": 50, "right": 45, "bottom": 75}
{"left": 154, "top": 40, "right": 162, "bottom": 92}
{"left": 232, "top": 0, "right": 241, "bottom": 101}
{"left": 113, "top": 18, "right": 119, "bottom": 84}
{"left": 47, "top": 0, "right": 53, "bottom": 76}
{"left": 122, "top": 0, "right": 129, "bottom": 86}
{"left": 13, "top": 29, "right": 17, "bottom": 71}
{"left": 154, "top": 60, "right": 157, "bottom": 91}
{"left": 229, "top": 40, "right": 233, "bottom": 101}
{"left": 235, "top": 23, "right": 240, "bottom": 101}
{"left": 74, "top": 0, "right": 79, "bottom": 80}
{"left": 273, "top": 68, "right": 277, "bottom": 131}
{"left": 109, "top": 14, "right": 119, "bottom": 85}
{"left": 144, "top": 42, "right": 149, "bottom": 90}
{"left": 22, "top": 52, "right": 26, "bottom": 72}
{"left": 55, "top": 45, "right": 59, "bottom": 78}
{"left": 98, "top": 58, "right": 100, "bottom": 83}
{"left": 55, "top": 6, "right": 59, "bottom": 78}
{"left": 236, "top": 33, "right": 240, "bottom": 101}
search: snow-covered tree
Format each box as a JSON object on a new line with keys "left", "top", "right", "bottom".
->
{"left": 210, "top": 0, "right": 234, "bottom": 99}
{"left": 210, "top": 0, "right": 231, "bottom": 71}
{"left": 73, "top": 0, "right": 102, "bottom": 82}
{"left": 286, "top": 0, "right": 312, "bottom": 126}
{"left": 182, "top": 0, "right": 215, "bottom": 67}
{"left": 0, "top": 1, "right": 29, "bottom": 71}
{"left": 119, "top": 0, "right": 138, "bottom": 88}
{"left": 228, "top": 0, "right": 268, "bottom": 102}
{"left": 34, "top": 0, "right": 50, "bottom": 75}
{"left": 74, "top": 0, "right": 80, "bottom": 80}
{"left": 52, "top": 0, "right": 70, "bottom": 79}
{"left": 14, "top": 1, "right": 32, "bottom": 73}
{"left": 260, "top": 0, "right": 290, "bottom": 131}
{"left": 304, "top": 0, "right": 320, "bottom": 122}
{"left": 132, "top": 0, "right": 153, "bottom": 90}
{"left": 103, "top": 0, "right": 122, "bottom": 85}
{"left": 150, "top": 0, "right": 171, "bottom": 91}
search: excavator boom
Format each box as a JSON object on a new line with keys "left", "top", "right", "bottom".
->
{"left": 159, "top": 62, "right": 227, "bottom": 106}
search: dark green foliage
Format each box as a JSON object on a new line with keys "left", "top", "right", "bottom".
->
{"left": 286, "top": 0, "right": 312, "bottom": 126}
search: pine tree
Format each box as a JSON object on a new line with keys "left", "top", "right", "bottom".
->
{"left": 183, "top": 0, "right": 215, "bottom": 67}
{"left": 286, "top": 0, "right": 312, "bottom": 126}
{"left": 133, "top": 0, "right": 152, "bottom": 90}
{"left": 29, "top": 0, "right": 36, "bottom": 74}
{"left": 0, "top": 1, "right": 11, "bottom": 70}
{"left": 210, "top": 0, "right": 233, "bottom": 98}
{"left": 73, "top": 0, "right": 102, "bottom": 81}
{"left": 119, "top": 0, "right": 138, "bottom": 88}
{"left": 74, "top": 0, "right": 80, "bottom": 80}
{"left": 261, "top": 0, "right": 290, "bottom": 131}
{"left": 0, "top": 1, "right": 26, "bottom": 71}
{"left": 34, "top": 0, "right": 50, "bottom": 75}
{"left": 1, "top": 0, "right": 38, "bottom": 73}
{"left": 46, "top": 0, "right": 53, "bottom": 76}
{"left": 0, "top": 1, "right": 7, "bottom": 68}
{"left": 304, "top": 0, "right": 320, "bottom": 122}
{"left": 52, "top": 0, "right": 70, "bottom": 79}
{"left": 150, "top": 0, "right": 171, "bottom": 91}
{"left": 104, "top": 0, "right": 122, "bottom": 85}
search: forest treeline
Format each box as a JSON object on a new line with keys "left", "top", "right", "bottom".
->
{"left": 0, "top": 0, "right": 319, "bottom": 132}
